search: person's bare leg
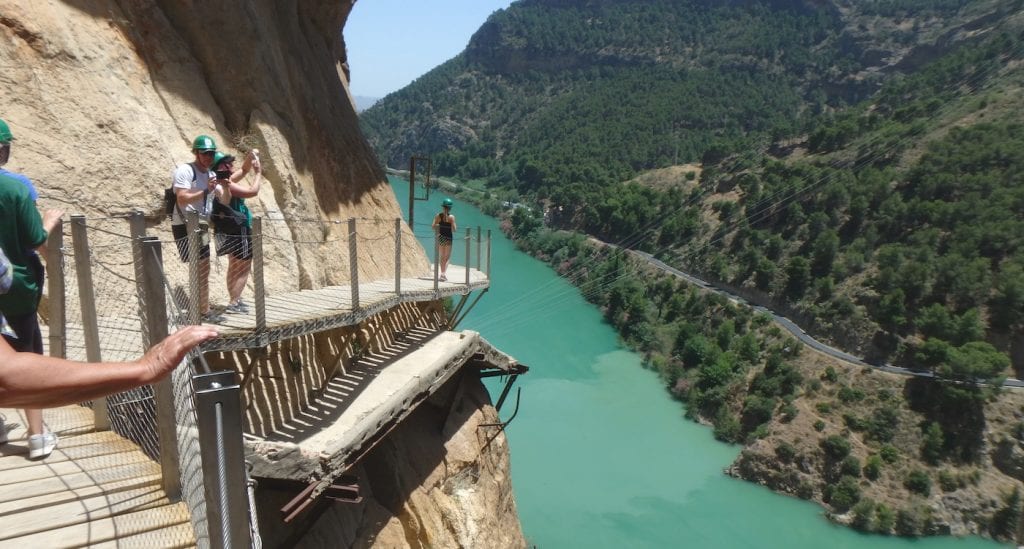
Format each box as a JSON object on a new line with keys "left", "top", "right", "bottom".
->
{"left": 440, "top": 246, "right": 452, "bottom": 276}
{"left": 227, "top": 256, "right": 251, "bottom": 303}
{"left": 25, "top": 408, "right": 42, "bottom": 436}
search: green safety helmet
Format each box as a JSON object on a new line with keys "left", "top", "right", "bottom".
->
{"left": 192, "top": 134, "right": 217, "bottom": 152}
{"left": 0, "top": 119, "right": 13, "bottom": 144}
{"left": 210, "top": 152, "right": 235, "bottom": 170}
{"left": 442, "top": 198, "right": 453, "bottom": 208}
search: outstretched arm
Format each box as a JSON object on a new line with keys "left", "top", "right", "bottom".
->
{"left": 0, "top": 325, "right": 219, "bottom": 408}
{"left": 230, "top": 150, "right": 262, "bottom": 198}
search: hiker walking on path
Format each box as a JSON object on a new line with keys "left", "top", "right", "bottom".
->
{"left": 171, "top": 135, "right": 222, "bottom": 322}
{"left": 209, "top": 149, "right": 262, "bottom": 313}
{"left": 432, "top": 198, "right": 456, "bottom": 281}
{"left": 0, "top": 118, "right": 64, "bottom": 459}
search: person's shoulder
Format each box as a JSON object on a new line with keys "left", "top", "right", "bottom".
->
{"left": 0, "top": 172, "right": 33, "bottom": 201}
{"left": 172, "top": 162, "right": 197, "bottom": 187}
{"left": 0, "top": 169, "right": 32, "bottom": 186}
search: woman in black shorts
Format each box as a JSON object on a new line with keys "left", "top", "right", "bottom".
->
{"left": 432, "top": 198, "right": 456, "bottom": 281}
{"left": 210, "top": 151, "right": 262, "bottom": 313}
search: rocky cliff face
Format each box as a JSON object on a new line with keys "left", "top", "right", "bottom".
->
{"left": 286, "top": 373, "right": 526, "bottom": 549}
{"left": 0, "top": 0, "right": 426, "bottom": 286}
{"left": 0, "top": 1, "right": 523, "bottom": 546}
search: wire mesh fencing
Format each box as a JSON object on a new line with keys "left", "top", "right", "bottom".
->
{"left": 40, "top": 210, "right": 492, "bottom": 547}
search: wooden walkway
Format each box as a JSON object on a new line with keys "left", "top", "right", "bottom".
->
{"left": 4, "top": 264, "right": 488, "bottom": 546}
{"left": 207, "top": 264, "right": 489, "bottom": 352}
{"left": 52, "top": 263, "right": 489, "bottom": 360}
{"left": 0, "top": 406, "right": 194, "bottom": 547}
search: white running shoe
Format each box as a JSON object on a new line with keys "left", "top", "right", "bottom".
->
{"left": 28, "top": 432, "right": 58, "bottom": 459}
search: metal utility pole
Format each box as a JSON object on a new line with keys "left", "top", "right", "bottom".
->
{"left": 408, "top": 156, "right": 432, "bottom": 228}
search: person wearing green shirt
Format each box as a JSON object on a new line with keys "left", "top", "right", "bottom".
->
{"left": 0, "top": 118, "right": 64, "bottom": 459}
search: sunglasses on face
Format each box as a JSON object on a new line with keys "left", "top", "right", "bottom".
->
{"left": 198, "top": 150, "right": 216, "bottom": 157}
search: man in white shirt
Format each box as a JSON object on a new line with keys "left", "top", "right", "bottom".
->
{"left": 171, "top": 135, "right": 221, "bottom": 322}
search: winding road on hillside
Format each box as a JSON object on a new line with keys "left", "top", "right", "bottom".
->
{"left": 630, "top": 250, "right": 1024, "bottom": 389}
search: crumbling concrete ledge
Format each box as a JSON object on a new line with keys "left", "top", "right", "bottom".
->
{"left": 244, "top": 330, "right": 517, "bottom": 495}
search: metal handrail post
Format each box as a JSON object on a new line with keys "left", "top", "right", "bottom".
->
{"left": 46, "top": 218, "right": 66, "bottom": 359}
{"left": 70, "top": 215, "right": 109, "bottom": 430}
{"left": 194, "top": 370, "right": 251, "bottom": 549}
{"left": 464, "top": 228, "right": 471, "bottom": 288}
{"left": 348, "top": 218, "right": 359, "bottom": 310}
{"left": 252, "top": 217, "right": 267, "bottom": 343}
{"left": 433, "top": 229, "right": 440, "bottom": 295}
{"left": 140, "top": 236, "right": 181, "bottom": 499}
{"left": 486, "top": 230, "right": 492, "bottom": 279}
{"left": 186, "top": 211, "right": 201, "bottom": 325}
{"left": 129, "top": 210, "right": 148, "bottom": 340}
{"left": 476, "top": 226, "right": 481, "bottom": 271}
{"left": 394, "top": 218, "right": 402, "bottom": 294}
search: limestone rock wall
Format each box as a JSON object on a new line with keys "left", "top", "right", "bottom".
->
{"left": 0, "top": 3, "right": 523, "bottom": 547}
{"left": 261, "top": 372, "right": 527, "bottom": 549}
{"left": 0, "top": 0, "right": 428, "bottom": 293}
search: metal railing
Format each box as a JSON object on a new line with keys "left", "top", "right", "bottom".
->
{"left": 42, "top": 210, "right": 492, "bottom": 548}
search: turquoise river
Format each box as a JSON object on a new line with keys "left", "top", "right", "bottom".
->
{"left": 391, "top": 177, "right": 1006, "bottom": 548}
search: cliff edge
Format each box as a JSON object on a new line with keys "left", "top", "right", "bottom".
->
{"left": 0, "top": 1, "right": 524, "bottom": 547}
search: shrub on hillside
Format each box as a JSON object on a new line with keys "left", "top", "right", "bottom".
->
{"left": 825, "top": 475, "right": 861, "bottom": 512}
{"left": 822, "top": 435, "right": 851, "bottom": 461}
{"left": 863, "top": 455, "right": 883, "bottom": 480}
{"left": 775, "top": 441, "right": 797, "bottom": 463}
{"left": 875, "top": 504, "right": 895, "bottom": 534}
{"left": 841, "top": 455, "right": 861, "bottom": 478}
{"left": 850, "top": 499, "right": 876, "bottom": 532}
{"left": 904, "top": 469, "right": 932, "bottom": 496}
{"left": 713, "top": 407, "right": 742, "bottom": 443}
{"left": 920, "top": 422, "right": 944, "bottom": 465}
{"left": 880, "top": 445, "right": 900, "bottom": 463}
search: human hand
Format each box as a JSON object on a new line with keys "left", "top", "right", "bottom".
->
{"left": 42, "top": 209, "right": 64, "bottom": 226}
{"left": 243, "top": 149, "right": 261, "bottom": 174}
{"left": 42, "top": 209, "right": 64, "bottom": 233}
{"left": 140, "top": 325, "right": 219, "bottom": 381}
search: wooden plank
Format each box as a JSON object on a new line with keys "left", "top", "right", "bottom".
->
{"left": 0, "top": 502, "right": 194, "bottom": 547}
{"left": 0, "top": 473, "right": 160, "bottom": 515}
{"left": 0, "top": 484, "right": 176, "bottom": 540}
{"left": 0, "top": 439, "right": 151, "bottom": 475}
{"left": 83, "top": 521, "right": 196, "bottom": 549}
{"left": 0, "top": 405, "right": 95, "bottom": 441}
{"left": 0, "top": 460, "right": 161, "bottom": 503}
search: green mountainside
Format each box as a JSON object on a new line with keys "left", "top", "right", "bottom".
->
{"left": 363, "top": 0, "right": 1024, "bottom": 373}
{"left": 361, "top": 1, "right": 1024, "bottom": 539}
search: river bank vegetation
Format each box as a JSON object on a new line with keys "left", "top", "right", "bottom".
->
{"left": 496, "top": 217, "right": 1021, "bottom": 541}
{"left": 364, "top": 0, "right": 1024, "bottom": 541}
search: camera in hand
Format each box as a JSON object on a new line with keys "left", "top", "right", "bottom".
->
{"left": 215, "top": 170, "right": 231, "bottom": 180}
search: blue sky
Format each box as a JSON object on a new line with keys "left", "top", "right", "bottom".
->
{"left": 345, "top": 0, "right": 515, "bottom": 99}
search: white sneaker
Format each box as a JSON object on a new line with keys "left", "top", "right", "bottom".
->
{"left": 28, "top": 432, "right": 57, "bottom": 459}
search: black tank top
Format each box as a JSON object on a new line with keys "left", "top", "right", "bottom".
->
{"left": 438, "top": 213, "right": 453, "bottom": 239}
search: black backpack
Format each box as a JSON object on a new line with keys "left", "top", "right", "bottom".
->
{"left": 164, "top": 164, "right": 198, "bottom": 217}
